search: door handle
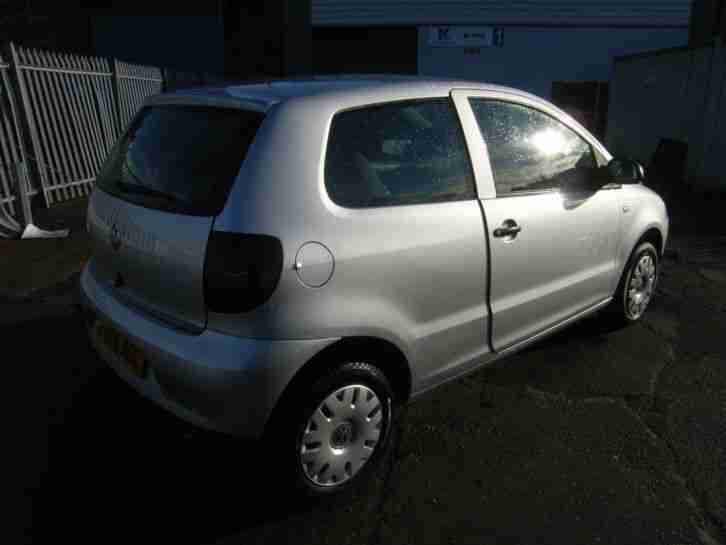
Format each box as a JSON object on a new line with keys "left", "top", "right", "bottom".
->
{"left": 493, "top": 221, "right": 522, "bottom": 238}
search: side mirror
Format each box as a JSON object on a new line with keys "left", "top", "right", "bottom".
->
{"left": 607, "top": 157, "right": 646, "bottom": 183}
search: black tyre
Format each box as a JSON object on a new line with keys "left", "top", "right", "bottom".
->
{"left": 266, "top": 360, "right": 396, "bottom": 498}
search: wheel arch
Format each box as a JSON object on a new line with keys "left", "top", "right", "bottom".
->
{"left": 264, "top": 336, "right": 412, "bottom": 434}
{"left": 613, "top": 222, "right": 664, "bottom": 298}
{"left": 638, "top": 226, "right": 665, "bottom": 258}
{"left": 617, "top": 220, "right": 666, "bottom": 282}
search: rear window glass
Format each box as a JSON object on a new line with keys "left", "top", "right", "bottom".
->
{"left": 96, "top": 105, "right": 264, "bottom": 216}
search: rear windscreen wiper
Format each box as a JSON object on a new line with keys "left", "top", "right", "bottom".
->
{"left": 115, "top": 180, "right": 179, "bottom": 202}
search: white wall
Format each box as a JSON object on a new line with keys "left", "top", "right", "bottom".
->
{"left": 418, "top": 27, "right": 688, "bottom": 99}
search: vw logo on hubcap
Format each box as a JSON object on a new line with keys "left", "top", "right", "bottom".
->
{"left": 331, "top": 421, "right": 354, "bottom": 448}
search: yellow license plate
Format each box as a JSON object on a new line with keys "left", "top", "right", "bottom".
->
{"left": 94, "top": 319, "right": 147, "bottom": 378}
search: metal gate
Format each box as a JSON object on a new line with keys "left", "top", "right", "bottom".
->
{"left": 0, "top": 42, "right": 166, "bottom": 237}
{"left": 115, "top": 60, "right": 163, "bottom": 131}
{"left": 0, "top": 50, "right": 29, "bottom": 235}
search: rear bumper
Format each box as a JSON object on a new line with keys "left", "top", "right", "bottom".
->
{"left": 79, "top": 261, "right": 338, "bottom": 437}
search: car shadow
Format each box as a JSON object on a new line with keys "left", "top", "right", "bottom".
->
{"left": 17, "top": 301, "right": 642, "bottom": 545}
{"left": 14, "top": 310, "right": 331, "bottom": 545}
{"left": 518, "top": 311, "right": 626, "bottom": 354}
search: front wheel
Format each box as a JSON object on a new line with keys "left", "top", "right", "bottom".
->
{"left": 606, "top": 241, "right": 659, "bottom": 325}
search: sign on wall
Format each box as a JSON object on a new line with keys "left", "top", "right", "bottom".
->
{"left": 428, "top": 26, "right": 504, "bottom": 48}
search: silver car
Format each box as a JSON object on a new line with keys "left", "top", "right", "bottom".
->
{"left": 80, "top": 76, "right": 668, "bottom": 496}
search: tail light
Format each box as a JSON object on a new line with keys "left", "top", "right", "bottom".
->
{"left": 203, "top": 231, "right": 283, "bottom": 313}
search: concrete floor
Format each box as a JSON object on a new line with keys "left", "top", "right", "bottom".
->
{"left": 10, "top": 225, "right": 726, "bottom": 545}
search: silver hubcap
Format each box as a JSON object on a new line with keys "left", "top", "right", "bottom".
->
{"left": 626, "top": 254, "right": 657, "bottom": 319}
{"left": 300, "top": 384, "right": 384, "bottom": 487}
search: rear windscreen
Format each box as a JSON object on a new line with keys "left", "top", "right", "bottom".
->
{"left": 96, "top": 105, "right": 264, "bottom": 216}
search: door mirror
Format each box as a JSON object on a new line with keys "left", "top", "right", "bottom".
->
{"left": 607, "top": 158, "right": 645, "bottom": 183}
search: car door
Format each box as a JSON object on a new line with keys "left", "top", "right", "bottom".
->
{"left": 318, "top": 96, "right": 491, "bottom": 392}
{"left": 451, "top": 90, "right": 621, "bottom": 351}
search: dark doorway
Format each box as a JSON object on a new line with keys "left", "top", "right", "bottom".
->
{"left": 313, "top": 27, "right": 418, "bottom": 75}
{"left": 551, "top": 81, "right": 609, "bottom": 140}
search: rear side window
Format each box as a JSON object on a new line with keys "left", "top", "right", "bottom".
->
{"left": 96, "top": 105, "right": 264, "bottom": 216}
{"left": 325, "top": 99, "right": 475, "bottom": 208}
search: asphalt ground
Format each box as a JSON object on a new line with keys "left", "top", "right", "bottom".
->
{"left": 7, "top": 189, "right": 726, "bottom": 545}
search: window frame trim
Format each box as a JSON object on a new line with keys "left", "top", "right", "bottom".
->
{"left": 322, "top": 96, "right": 479, "bottom": 210}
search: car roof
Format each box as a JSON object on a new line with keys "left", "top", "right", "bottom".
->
{"left": 155, "top": 75, "right": 544, "bottom": 112}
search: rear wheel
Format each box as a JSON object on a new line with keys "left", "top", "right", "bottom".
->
{"left": 266, "top": 361, "right": 396, "bottom": 498}
{"left": 606, "top": 241, "right": 659, "bottom": 325}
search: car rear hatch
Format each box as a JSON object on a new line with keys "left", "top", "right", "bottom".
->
{"left": 87, "top": 100, "right": 265, "bottom": 332}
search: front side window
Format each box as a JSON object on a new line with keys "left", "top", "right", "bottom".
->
{"left": 325, "top": 99, "right": 475, "bottom": 208}
{"left": 469, "top": 99, "right": 599, "bottom": 196}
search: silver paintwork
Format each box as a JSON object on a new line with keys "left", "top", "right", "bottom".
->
{"left": 81, "top": 76, "right": 669, "bottom": 439}
{"left": 295, "top": 242, "right": 335, "bottom": 288}
{"left": 300, "top": 384, "right": 383, "bottom": 486}
{"left": 476, "top": 190, "right": 621, "bottom": 351}
{"left": 87, "top": 189, "right": 212, "bottom": 333}
{"left": 80, "top": 260, "right": 338, "bottom": 437}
